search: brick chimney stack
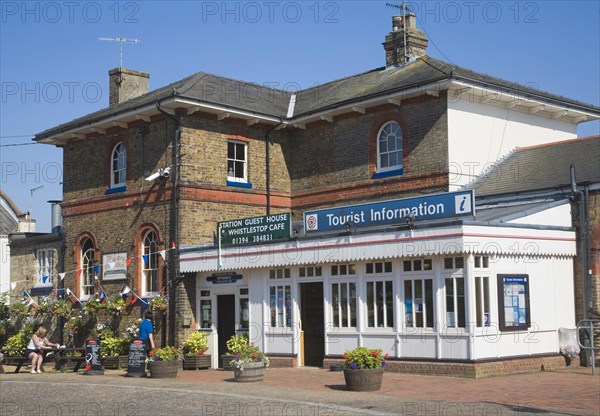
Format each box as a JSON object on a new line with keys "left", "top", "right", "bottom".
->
{"left": 108, "top": 68, "right": 150, "bottom": 107}
{"left": 383, "top": 13, "right": 428, "bottom": 67}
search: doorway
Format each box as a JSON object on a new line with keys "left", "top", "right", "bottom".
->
{"left": 217, "top": 294, "right": 236, "bottom": 368}
{"left": 300, "top": 282, "right": 324, "bottom": 367}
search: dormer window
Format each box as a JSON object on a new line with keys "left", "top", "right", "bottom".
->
{"left": 111, "top": 142, "right": 127, "bottom": 188}
{"left": 377, "top": 121, "right": 403, "bottom": 174}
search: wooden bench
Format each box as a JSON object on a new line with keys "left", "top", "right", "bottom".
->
{"left": 54, "top": 348, "right": 86, "bottom": 373}
{"left": 0, "top": 349, "right": 46, "bottom": 373}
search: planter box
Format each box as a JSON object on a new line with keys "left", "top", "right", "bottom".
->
{"left": 221, "top": 355, "right": 233, "bottom": 371}
{"left": 102, "top": 355, "right": 129, "bottom": 370}
{"left": 148, "top": 360, "right": 178, "bottom": 378}
{"left": 233, "top": 361, "right": 264, "bottom": 383}
{"left": 183, "top": 354, "right": 211, "bottom": 370}
{"left": 343, "top": 367, "right": 384, "bottom": 392}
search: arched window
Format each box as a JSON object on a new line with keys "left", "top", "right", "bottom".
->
{"left": 111, "top": 142, "right": 127, "bottom": 188}
{"left": 377, "top": 121, "right": 403, "bottom": 173}
{"left": 142, "top": 230, "right": 159, "bottom": 295}
{"left": 81, "top": 238, "right": 95, "bottom": 298}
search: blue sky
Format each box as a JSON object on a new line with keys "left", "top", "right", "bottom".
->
{"left": 1, "top": 0, "right": 599, "bottom": 232}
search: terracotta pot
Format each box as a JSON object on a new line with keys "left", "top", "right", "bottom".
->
{"left": 233, "top": 361, "right": 264, "bottom": 382}
{"left": 148, "top": 360, "right": 178, "bottom": 378}
{"left": 343, "top": 367, "right": 384, "bottom": 391}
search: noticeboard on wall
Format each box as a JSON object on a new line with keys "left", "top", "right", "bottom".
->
{"left": 497, "top": 274, "right": 530, "bottom": 331}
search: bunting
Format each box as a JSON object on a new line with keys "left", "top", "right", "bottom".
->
{"left": 142, "top": 255, "right": 149, "bottom": 265}
{"left": 120, "top": 285, "right": 132, "bottom": 296}
{"left": 159, "top": 250, "right": 166, "bottom": 261}
{"left": 42, "top": 275, "right": 49, "bottom": 284}
{"left": 59, "top": 273, "right": 66, "bottom": 281}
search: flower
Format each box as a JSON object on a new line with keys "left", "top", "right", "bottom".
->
{"left": 343, "top": 347, "right": 387, "bottom": 369}
{"left": 147, "top": 346, "right": 180, "bottom": 362}
{"left": 226, "top": 334, "right": 269, "bottom": 371}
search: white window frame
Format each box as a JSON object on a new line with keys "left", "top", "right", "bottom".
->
{"left": 376, "top": 121, "right": 403, "bottom": 173}
{"left": 403, "top": 277, "right": 434, "bottom": 329}
{"left": 80, "top": 238, "right": 95, "bottom": 299}
{"left": 475, "top": 276, "right": 491, "bottom": 327}
{"left": 111, "top": 142, "right": 127, "bottom": 188}
{"left": 444, "top": 275, "right": 466, "bottom": 328}
{"left": 36, "top": 249, "right": 54, "bottom": 286}
{"left": 227, "top": 140, "right": 248, "bottom": 183}
{"left": 331, "top": 281, "right": 357, "bottom": 328}
{"left": 366, "top": 279, "right": 394, "bottom": 328}
{"left": 142, "top": 230, "right": 159, "bottom": 296}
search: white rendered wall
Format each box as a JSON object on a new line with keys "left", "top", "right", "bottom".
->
{"left": 472, "top": 255, "right": 575, "bottom": 360}
{"left": 447, "top": 98, "right": 577, "bottom": 189}
{"left": 508, "top": 203, "right": 572, "bottom": 227}
{"left": 0, "top": 236, "right": 9, "bottom": 302}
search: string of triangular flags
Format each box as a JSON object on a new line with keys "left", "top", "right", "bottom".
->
{"left": 40, "top": 241, "right": 178, "bottom": 283}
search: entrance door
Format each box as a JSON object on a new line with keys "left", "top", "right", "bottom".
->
{"left": 300, "top": 283, "right": 324, "bottom": 367}
{"left": 217, "top": 294, "right": 236, "bottom": 368}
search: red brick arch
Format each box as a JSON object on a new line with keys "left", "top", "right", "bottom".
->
{"left": 368, "top": 112, "right": 410, "bottom": 177}
{"left": 133, "top": 223, "right": 164, "bottom": 295}
{"left": 72, "top": 232, "right": 98, "bottom": 298}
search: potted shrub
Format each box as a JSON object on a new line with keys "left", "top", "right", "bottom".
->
{"left": 226, "top": 334, "right": 269, "bottom": 382}
{"left": 343, "top": 347, "right": 388, "bottom": 391}
{"left": 100, "top": 336, "right": 129, "bottom": 369}
{"left": 182, "top": 331, "right": 210, "bottom": 370}
{"left": 147, "top": 346, "right": 180, "bottom": 378}
{"left": 4, "top": 332, "right": 27, "bottom": 356}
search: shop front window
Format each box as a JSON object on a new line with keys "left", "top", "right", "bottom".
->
{"left": 270, "top": 285, "right": 291, "bottom": 328}
{"left": 331, "top": 282, "right": 357, "bottom": 327}
{"left": 366, "top": 280, "right": 393, "bottom": 328}
{"left": 404, "top": 279, "right": 433, "bottom": 328}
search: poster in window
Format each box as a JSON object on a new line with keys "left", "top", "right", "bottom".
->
{"left": 498, "top": 275, "right": 530, "bottom": 331}
{"left": 102, "top": 252, "right": 127, "bottom": 281}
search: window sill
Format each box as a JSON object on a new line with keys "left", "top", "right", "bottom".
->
{"left": 226, "top": 180, "right": 252, "bottom": 189}
{"left": 105, "top": 185, "right": 127, "bottom": 195}
{"left": 371, "top": 168, "right": 403, "bottom": 179}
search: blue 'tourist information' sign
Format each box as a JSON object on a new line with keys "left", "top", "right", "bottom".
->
{"left": 304, "top": 190, "right": 475, "bottom": 233}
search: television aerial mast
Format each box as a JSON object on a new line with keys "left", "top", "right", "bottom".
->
{"left": 98, "top": 37, "right": 141, "bottom": 68}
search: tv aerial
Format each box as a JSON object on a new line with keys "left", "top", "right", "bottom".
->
{"left": 99, "top": 37, "right": 141, "bottom": 68}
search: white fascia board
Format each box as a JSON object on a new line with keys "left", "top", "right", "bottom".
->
{"left": 290, "top": 80, "right": 452, "bottom": 125}
{"left": 173, "top": 98, "right": 281, "bottom": 124}
{"left": 450, "top": 81, "right": 600, "bottom": 120}
{"left": 37, "top": 97, "right": 282, "bottom": 144}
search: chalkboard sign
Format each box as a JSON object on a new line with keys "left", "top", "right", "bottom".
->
{"left": 125, "top": 340, "right": 147, "bottom": 377}
{"left": 83, "top": 339, "right": 104, "bottom": 375}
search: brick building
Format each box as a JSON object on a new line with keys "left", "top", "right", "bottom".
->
{"left": 33, "top": 15, "right": 599, "bottom": 372}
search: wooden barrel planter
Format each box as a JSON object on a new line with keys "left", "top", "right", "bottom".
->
{"left": 148, "top": 360, "right": 178, "bottom": 378}
{"left": 343, "top": 367, "right": 384, "bottom": 391}
{"left": 183, "top": 354, "right": 211, "bottom": 370}
{"left": 233, "top": 361, "right": 264, "bottom": 382}
{"left": 102, "top": 355, "right": 129, "bottom": 370}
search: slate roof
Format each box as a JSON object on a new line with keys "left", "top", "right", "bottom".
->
{"left": 0, "top": 189, "right": 21, "bottom": 234}
{"left": 35, "top": 56, "right": 600, "bottom": 140}
{"left": 469, "top": 136, "right": 600, "bottom": 197}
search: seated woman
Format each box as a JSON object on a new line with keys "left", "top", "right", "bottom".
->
{"left": 24, "top": 327, "right": 59, "bottom": 374}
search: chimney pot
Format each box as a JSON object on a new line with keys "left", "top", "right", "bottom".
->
{"left": 383, "top": 13, "right": 428, "bottom": 67}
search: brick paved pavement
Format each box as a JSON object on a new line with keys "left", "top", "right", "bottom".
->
{"left": 176, "top": 365, "right": 600, "bottom": 415}
{"left": 1, "top": 364, "right": 598, "bottom": 415}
